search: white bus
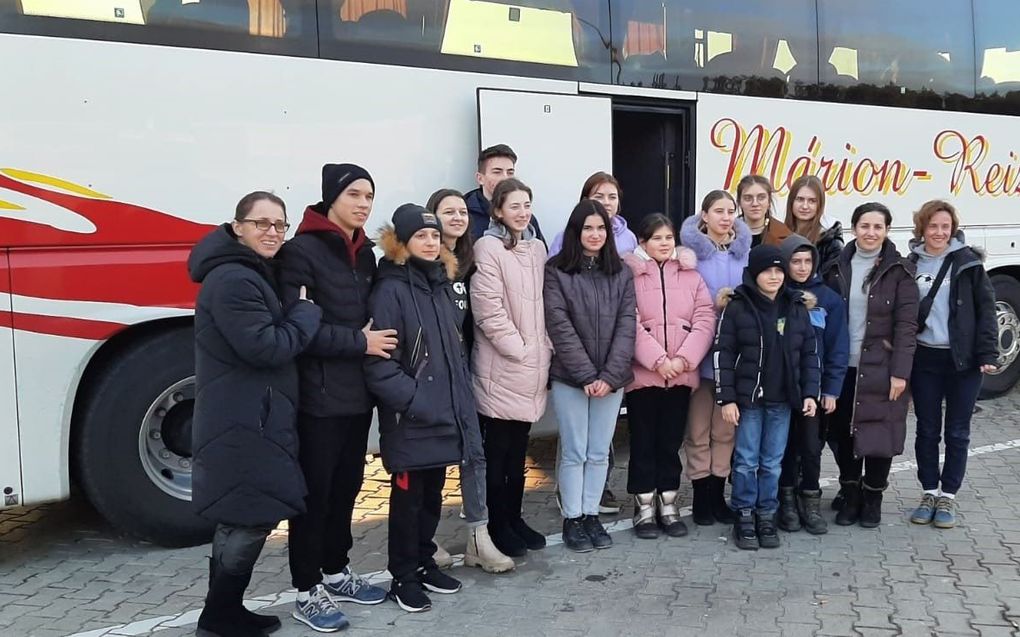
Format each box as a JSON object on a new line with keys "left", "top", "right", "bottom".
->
{"left": 2, "top": 0, "right": 1019, "bottom": 546}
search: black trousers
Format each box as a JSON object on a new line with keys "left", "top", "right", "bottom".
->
{"left": 213, "top": 523, "right": 273, "bottom": 577}
{"left": 388, "top": 467, "right": 446, "bottom": 582}
{"left": 625, "top": 386, "right": 691, "bottom": 494}
{"left": 288, "top": 412, "right": 373, "bottom": 591}
{"left": 480, "top": 415, "right": 532, "bottom": 530}
{"left": 779, "top": 411, "right": 823, "bottom": 491}
{"left": 829, "top": 370, "right": 892, "bottom": 489}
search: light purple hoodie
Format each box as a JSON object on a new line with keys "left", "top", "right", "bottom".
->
{"left": 547, "top": 213, "right": 638, "bottom": 258}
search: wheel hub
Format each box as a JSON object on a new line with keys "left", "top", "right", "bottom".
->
{"left": 991, "top": 301, "right": 1020, "bottom": 375}
{"left": 138, "top": 377, "right": 195, "bottom": 501}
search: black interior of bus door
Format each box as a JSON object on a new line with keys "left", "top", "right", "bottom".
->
{"left": 611, "top": 104, "right": 692, "bottom": 232}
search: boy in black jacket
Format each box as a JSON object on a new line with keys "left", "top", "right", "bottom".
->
{"left": 714, "top": 245, "right": 820, "bottom": 551}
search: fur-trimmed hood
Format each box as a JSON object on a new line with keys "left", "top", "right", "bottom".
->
{"left": 716, "top": 285, "right": 817, "bottom": 311}
{"left": 627, "top": 244, "right": 699, "bottom": 270}
{"left": 680, "top": 214, "right": 752, "bottom": 262}
{"left": 376, "top": 224, "right": 459, "bottom": 281}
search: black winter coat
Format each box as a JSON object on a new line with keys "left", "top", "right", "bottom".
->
{"left": 713, "top": 273, "right": 821, "bottom": 409}
{"left": 908, "top": 241, "right": 998, "bottom": 371}
{"left": 824, "top": 239, "right": 918, "bottom": 458}
{"left": 544, "top": 257, "right": 637, "bottom": 390}
{"left": 276, "top": 205, "right": 377, "bottom": 417}
{"left": 816, "top": 220, "right": 845, "bottom": 274}
{"left": 188, "top": 224, "right": 321, "bottom": 526}
{"left": 364, "top": 228, "right": 484, "bottom": 474}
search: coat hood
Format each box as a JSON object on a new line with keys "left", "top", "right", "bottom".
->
{"left": 629, "top": 244, "right": 699, "bottom": 270}
{"left": 188, "top": 223, "right": 269, "bottom": 284}
{"left": 295, "top": 205, "right": 370, "bottom": 266}
{"left": 680, "top": 214, "right": 752, "bottom": 262}
{"left": 376, "top": 225, "right": 458, "bottom": 281}
{"left": 780, "top": 234, "right": 821, "bottom": 283}
{"left": 484, "top": 219, "right": 537, "bottom": 243}
{"left": 908, "top": 230, "right": 983, "bottom": 262}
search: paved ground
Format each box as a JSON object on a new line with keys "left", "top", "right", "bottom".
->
{"left": 4, "top": 391, "right": 1020, "bottom": 637}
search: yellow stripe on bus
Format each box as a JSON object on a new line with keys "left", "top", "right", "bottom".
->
{"left": 0, "top": 199, "right": 25, "bottom": 210}
{"left": 0, "top": 168, "right": 111, "bottom": 199}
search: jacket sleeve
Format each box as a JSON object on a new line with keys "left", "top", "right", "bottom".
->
{"left": 798, "top": 309, "right": 822, "bottom": 400}
{"left": 676, "top": 274, "right": 717, "bottom": 370}
{"left": 890, "top": 265, "right": 920, "bottom": 380}
{"left": 362, "top": 284, "right": 417, "bottom": 413}
{"left": 276, "top": 242, "right": 368, "bottom": 358}
{"left": 713, "top": 300, "right": 739, "bottom": 406}
{"left": 543, "top": 267, "right": 599, "bottom": 385}
{"left": 971, "top": 265, "right": 999, "bottom": 366}
{"left": 470, "top": 241, "right": 527, "bottom": 362}
{"left": 821, "top": 295, "right": 850, "bottom": 397}
{"left": 209, "top": 273, "right": 322, "bottom": 368}
{"left": 598, "top": 270, "right": 637, "bottom": 390}
{"left": 632, "top": 304, "right": 669, "bottom": 372}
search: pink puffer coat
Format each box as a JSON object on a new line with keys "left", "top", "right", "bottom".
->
{"left": 470, "top": 234, "right": 553, "bottom": 423}
{"left": 624, "top": 246, "right": 716, "bottom": 392}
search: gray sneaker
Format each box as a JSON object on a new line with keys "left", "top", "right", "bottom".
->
{"left": 910, "top": 493, "right": 938, "bottom": 525}
{"left": 323, "top": 566, "right": 387, "bottom": 605}
{"left": 292, "top": 584, "right": 349, "bottom": 632}
{"left": 933, "top": 496, "right": 957, "bottom": 529}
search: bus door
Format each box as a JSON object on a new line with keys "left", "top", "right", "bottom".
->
{"left": 476, "top": 88, "right": 612, "bottom": 238}
{"left": 0, "top": 250, "right": 22, "bottom": 508}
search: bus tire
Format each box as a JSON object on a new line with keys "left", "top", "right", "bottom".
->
{"left": 980, "top": 275, "right": 1020, "bottom": 399}
{"left": 75, "top": 326, "right": 213, "bottom": 547}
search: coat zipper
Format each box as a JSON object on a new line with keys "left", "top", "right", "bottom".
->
{"left": 660, "top": 262, "right": 668, "bottom": 388}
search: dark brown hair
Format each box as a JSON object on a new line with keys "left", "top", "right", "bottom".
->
{"left": 490, "top": 178, "right": 533, "bottom": 250}
{"left": 912, "top": 199, "right": 959, "bottom": 240}
{"left": 579, "top": 171, "right": 621, "bottom": 201}
{"left": 477, "top": 144, "right": 517, "bottom": 172}
{"left": 425, "top": 188, "right": 474, "bottom": 274}
{"left": 784, "top": 175, "right": 826, "bottom": 242}
{"left": 235, "top": 191, "right": 286, "bottom": 221}
{"left": 636, "top": 213, "right": 675, "bottom": 243}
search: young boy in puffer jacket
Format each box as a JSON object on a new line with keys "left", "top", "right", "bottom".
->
{"left": 714, "top": 245, "right": 820, "bottom": 551}
{"left": 777, "top": 235, "right": 849, "bottom": 535}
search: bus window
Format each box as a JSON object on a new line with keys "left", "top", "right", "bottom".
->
{"left": 974, "top": 0, "right": 1020, "bottom": 113}
{"left": 1, "top": 0, "right": 316, "bottom": 55}
{"left": 818, "top": 0, "right": 975, "bottom": 101}
{"left": 317, "top": 0, "right": 611, "bottom": 82}
{"left": 611, "top": 0, "right": 817, "bottom": 98}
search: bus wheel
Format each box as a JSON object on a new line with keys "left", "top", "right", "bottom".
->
{"left": 75, "top": 327, "right": 213, "bottom": 547}
{"left": 980, "top": 275, "right": 1020, "bottom": 399}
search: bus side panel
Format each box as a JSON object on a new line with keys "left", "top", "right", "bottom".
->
{"left": 9, "top": 246, "right": 195, "bottom": 505}
{"left": 0, "top": 251, "right": 23, "bottom": 507}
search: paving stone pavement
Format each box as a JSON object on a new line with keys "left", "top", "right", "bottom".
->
{"left": 4, "top": 392, "right": 1020, "bottom": 636}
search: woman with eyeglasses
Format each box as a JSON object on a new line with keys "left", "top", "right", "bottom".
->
{"left": 737, "top": 174, "right": 792, "bottom": 248}
{"left": 188, "top": 191, "right": 321, "bottom": 636}
{"left": 422, "top": 188, "right": 515, "bottom": 574}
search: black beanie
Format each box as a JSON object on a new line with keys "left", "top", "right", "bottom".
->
{"left": 747, "top": 244, "right": 786, "bottom": 280}
{"left": 321, "top": 163, "right": 374, "bottom": 209}
{"left": 392, "top": 203, "right": 443, "bottom": 243}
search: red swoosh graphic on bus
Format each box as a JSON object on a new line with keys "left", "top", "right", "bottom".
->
{"left": 1, "top": 170, "right": 215, "bottom": 340}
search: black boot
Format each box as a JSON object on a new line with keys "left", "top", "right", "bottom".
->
{"left": 834, "top": 480, "right": 862, "bottom": 526}
{"left": 732, "top": 509, "right": 758, "bottom": 551}
{"left": 777, "top": 487, "right": 801, "bottom": 532}
{"left": 197, "top": 567, "right": 266, "bottom": 637}
{"left": 830, "top": 485, "right": 846, "bottom": 511}
{"left": 510, "top": 518, "right": 546, "bottom": 550}
{"left": 710, "top": 476, "right": 736, "bottom": 524}
{"left": 216, "top": 559, "right": 281, "bottom": 634}
{"left": 488, "top": 522, "right": 527, "bottom": 557}
{"left": 562, "top": 517, "right": 594, "bottom": 553}
{"left": 859, "top": 482, "right": 886, "bottom": 528}
{"left": 797, "top": 490, "right": 828, "bottom": 535}
{"left": 691, "top": 478, "right": 714, "bottom": 526}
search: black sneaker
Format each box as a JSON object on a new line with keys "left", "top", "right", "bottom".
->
{"left": 562, "top": 517, "right": 594, "bottom": 553}
{"left": 489, "top": 523, "right": 527, "bottom": 557}
{"left": 756, "top": 514, "right": 781, "bottom": 549}
{"left": 510, "top": 518, "right": 546, "bottom": 550}
{"left": 581, "top": 514, "right": 613, "bottom": 549}
{"left": 389, "top": 579, "right": 431, "bottom": 613}
{"left": 733, "top": 510, "right": 759, "bottom": 551}
{"left": 417, "top": 566, "right": 461, "bottom": 594}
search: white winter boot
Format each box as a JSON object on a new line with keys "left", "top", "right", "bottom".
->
{"left": 433, "top": 543, "right": 455, "bottom": 569}
{"left": 464, "top": 525, "right": 515, "bottom": 573}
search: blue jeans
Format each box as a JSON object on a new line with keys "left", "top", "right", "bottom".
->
{"left": 730, "top": 402, "right": 792, "bottom": 515}
{"left": 911, "top": 346, "right": 983, "bottom": 495}
{"left": 551, "top": 381, "right": 624, "bottom": 519}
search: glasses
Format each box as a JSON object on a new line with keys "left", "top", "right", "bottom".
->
{"left": 239, "top": 218, "right": 290, "bottom": 233}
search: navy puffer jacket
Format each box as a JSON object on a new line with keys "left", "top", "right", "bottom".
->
{"left": 188, "top": 224, "right": 321, "bottom": 526}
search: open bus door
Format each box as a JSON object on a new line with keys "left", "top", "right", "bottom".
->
{"left": 476, "top": 89, "right": 612, "bottom": 437}
{"left": 476, "top": 88, "right": 613, "bottom": 241}
{"left": 0, "top": 251, "right": 22, "bottom": 508}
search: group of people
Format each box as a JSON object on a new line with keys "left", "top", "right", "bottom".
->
{"left": 186, "top": 144, "right": 999, "bottom": 636}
